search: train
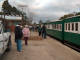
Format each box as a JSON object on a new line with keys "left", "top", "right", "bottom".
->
{"left": 43, "top": 16, "right": 80, "bottom": 49}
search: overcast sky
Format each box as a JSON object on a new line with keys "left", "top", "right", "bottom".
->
{"left": 0, "top": 0, "right": 80, "bottom": 23}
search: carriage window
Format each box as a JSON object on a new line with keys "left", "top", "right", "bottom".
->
{"left": 66, "top": 24, "right": 67, "bottom": 30}
{"left": 56, "top": 24, "right": 58, "bottom": 29}
{"left": 51, "top": 24, "right": 53, "bottom": 29}
{"left": 57, "top": 24, "right": 58, "bottom": 29}
{"left": 72, "top": 23, "right": 74, "bottom": 31}
{"left": 56, "top": 24, "right": 57, "bottom": 29}
{"left": 55, "top": 24, "right": 56, "bottom": 29}
{"left": 75, "top": 23, "right": 78, "bottom": 31}
{"left": 47, "top": 25, "right": 48, "bottom": 28}
{"left": 48, "top": 25, "right": 49, "bottom": 28}
{"left": 50, "top": 24, "right": 52, "bottom": 29}
{"left": 60, "top": 24, "right": 61, "bottom": 30}
{"left": 58, "top": 24, "right": 60, "bottom": 30}
{"left": 54, "top": 24, "right": 55, "bottom": 29}
{"left": 52, "top": 24, "right": 54, "bottom": 29}
{"left": 68, "top": 23, "right": 70, "bottom": 30}
{"left": 49, "top": 25, "right": 50, "bottom": 28}
{"left": 53, "top": 24, "right": 55, "bottom": 29}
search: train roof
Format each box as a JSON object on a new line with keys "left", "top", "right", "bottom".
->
{"left": 43, "top": 15, "right": 80, "bottom": 24}
{"left": 63, "top": 15, "right": 80, "bottom": 22}
{"left": 43, "top": 20, "right": 62, "bottom": 24}
{"left": 63, "top": 15, "right": 80, "bottom": 20}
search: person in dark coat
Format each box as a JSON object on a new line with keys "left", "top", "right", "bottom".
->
{"left": 41, "top": 25, "right": 47, "bottom": 39}
{"left": 15, "top": 24, "right": 23, "bottom": 52}
{"left": 38, "top": 25, "right": 42, "bottom": 36}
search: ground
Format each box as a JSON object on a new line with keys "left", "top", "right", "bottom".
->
{"left": 1, "top": 32, "right": 80, "bottom": 60}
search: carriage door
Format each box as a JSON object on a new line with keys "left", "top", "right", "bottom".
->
{"left": 0, "top": 24, "right": 4, "bottom": 54}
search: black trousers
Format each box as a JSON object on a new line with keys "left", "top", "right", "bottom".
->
{"left": 24, "top": 37, "right": 28, "bottom": 45}
{"left": 39, "top": 32, "right": 41, "bottom": 36}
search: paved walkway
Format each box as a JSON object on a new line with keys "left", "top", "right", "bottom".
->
{"left": 2, "top": 32, "right": 80, "bottom": 60}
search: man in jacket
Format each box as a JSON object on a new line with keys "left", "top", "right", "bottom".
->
{"left": 41, "top": 25, "right": 47, "bottom": 39}
{"left": 38, "top": 25, "right": 42, "bottom": 36}
{"left": 15, "top": 24, "right": 23, "bottom": 52}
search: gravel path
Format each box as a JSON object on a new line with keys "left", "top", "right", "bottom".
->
{"left": 1, "top": 32, "right": 80, "bottom": 60}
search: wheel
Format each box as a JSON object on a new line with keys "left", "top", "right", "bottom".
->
{"left": 6, "top": 36, "right": 12, "bottom": 52}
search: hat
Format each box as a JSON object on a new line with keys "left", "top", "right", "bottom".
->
{"left": 25, "top": 25, "right": 28, "bottom": 27}
{"left": 16, "top": 24, "right": 20, "bottom": 26}
{"left": 20, "top": 26, "right": 23, "bottom": 28}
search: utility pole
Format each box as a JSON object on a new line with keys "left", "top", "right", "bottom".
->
{"left": 17, "top": 4, "right": 28, "bottom": 25}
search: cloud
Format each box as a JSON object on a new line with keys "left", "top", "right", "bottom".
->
{"left": 30, "top": 0, "right": 80, "bottom": 19}
{"left": 0, "top": 0, "right": 5, "bottom": 11}
{"left": 15, "top": 0, "right": 80, "bottom": 22}
{"left": 0, "top": 0, "right": 80, "bottom": 23}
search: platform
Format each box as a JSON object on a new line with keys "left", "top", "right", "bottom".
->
{"left": 2, "top": 32, "right": 80, "bottom": 60}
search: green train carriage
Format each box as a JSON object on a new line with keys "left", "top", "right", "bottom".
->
{"left": 45, "top": 21, "right": 63, "bottom": 40}
{"left": 63, "top": 16, "right": 80, "bottom": 46}
{"left": 45, "top": 16, "right": 80, "bottom": 47}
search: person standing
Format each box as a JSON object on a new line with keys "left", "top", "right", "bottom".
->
{"left": 22, "top": 25, "right": 30, "bottom": 45}
{"left": 41, "top": 25, "right": 47, "bottom": 39}
{"left": 38, "top": 25, "right": 42, "bottom": 36}
{"left": 15, "top": 24, "right": 23, "bottom": 52}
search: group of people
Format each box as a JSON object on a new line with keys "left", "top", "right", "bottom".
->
{"left": 38, "top": 25, "right": 47, "bottom": 39}
{"left": 15, "top": 24, "right": 30, "bottom": 52}
{"left": 14, "top": 24, "right": 47, "bottom": 52}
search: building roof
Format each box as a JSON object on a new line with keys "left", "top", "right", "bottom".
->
{"left": 0, "top": 15, "right": 22, "bottom": 20}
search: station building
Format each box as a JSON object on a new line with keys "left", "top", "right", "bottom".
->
{"left": 0, "top": 15, "right": 25, "bottom": 32}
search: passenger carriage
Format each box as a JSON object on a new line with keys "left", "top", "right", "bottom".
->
{"left": 44, "top": 16, "right": 80, "bottom": 48}
{"left": 63, "top": 16, "right": 80, "bottom": 46}
{"left": 45, "top": 21, "right": 63, "bottom": 40}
